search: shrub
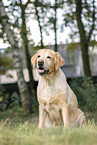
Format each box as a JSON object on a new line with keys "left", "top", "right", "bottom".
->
{"left": 9, "top": 92, "right": 20, "bottom": 108}
{"left": 70, "top": 77, "right": 97, "bottom": 112}
{"left": 0, "top": 84, "right": 20, "bottom": 111}
{"left": 0, "top": 84, "right": 8, "bottom": 111}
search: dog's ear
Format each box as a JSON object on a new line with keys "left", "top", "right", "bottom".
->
{"left": 31, "top": 53, "right": 38, "bottom": 68}
{"left": 55, "top": 52, "right": 65, "bottom": 71}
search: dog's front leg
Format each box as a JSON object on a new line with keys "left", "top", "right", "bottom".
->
{"left": 39, "top": 105, "right": 46, "bottom": 128}
{"left": 61, "top": 103, "right": 69, "bottom": 128}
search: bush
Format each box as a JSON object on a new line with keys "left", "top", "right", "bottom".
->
{"left": 70, "top": 77, "right": 97, "bottom": 112}
{"left": 0, "top": 84, "right": 20, "bottom": 111}
{"left": 9, "top": 92, "right": 20, "bottom": 108}
{"left": 0, "top": 84, "right": 8, "bottom": 111}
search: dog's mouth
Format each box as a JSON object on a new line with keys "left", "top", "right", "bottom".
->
{"left": 38, "top": 66, "right": 49, "bottom": 75}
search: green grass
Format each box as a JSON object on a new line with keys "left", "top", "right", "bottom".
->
{"left": 0, "top": 109, "right": 97, "bottom": 145}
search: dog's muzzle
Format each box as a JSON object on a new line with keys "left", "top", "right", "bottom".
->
{"left": 38, "top": 60, "right": 49, "bottom": 75}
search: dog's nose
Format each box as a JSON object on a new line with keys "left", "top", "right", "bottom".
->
{"left": 38, "top": 60, "right": 44, "bottom": 65}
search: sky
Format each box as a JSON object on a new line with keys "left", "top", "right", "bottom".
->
{"left": 27, "top": 16, "right": 71, "bottom": 46}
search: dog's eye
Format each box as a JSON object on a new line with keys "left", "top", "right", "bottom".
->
{"left": 47, "top": 56, "right": 51, "bottom": 59}
{"left": 37, "top": 55, "right": 40, "bottom": 58}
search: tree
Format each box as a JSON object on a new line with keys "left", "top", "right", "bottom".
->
{"left": 63, "top": 0, "right": 97, "bottom": 77}
{"left": 46, "top": 0, "right": 59, "bottom": 52}
{"left": 54, "top": 0, "right": 58, "bottom": 52}
{"left": 14, "top": 0, "right": 36, "bottom": 99}
{"left": 37, "top": 0, "right": 62, "bottom": 52}
{"left": 75, "top": 0, "right": 96, "bottom": 77}
{"left": 4, "top": 0, "right": 37, "bottom": 102}
{"left": 33, "top": 0, "right": 64, "bottom": 52}
{"left": 34, "top": 0, "right": 45, "bottom": 49}
{"left": 0, "top": 0, "right": 32, "bottom": 114}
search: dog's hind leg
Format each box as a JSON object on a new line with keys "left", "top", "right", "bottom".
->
{"left": 74, "top": 109, "right": 86, "bottom": 127}
{"left": 45, "top": 115, "right": 53, "bottom": 128}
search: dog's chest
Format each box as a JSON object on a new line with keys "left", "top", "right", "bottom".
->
{"left": 38, "top": 81, "right": 58, "bottom": 102}
{"left": 38, "top": 81, "right": 64, "bottom": 113}
{"left": 37, "top": 77, "right": 66, "bottom": 104}
{"left": 38, "top": 83, "right": 62, "bottom": 122}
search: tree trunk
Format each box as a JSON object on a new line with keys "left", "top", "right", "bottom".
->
{"left": 54, "top": 0, "right": 58, "bottom": 52}
{"left": 35, "top": 0, "right": 44, "bottom": 49}
{"left": 75, "top": 0, "right": 91, "bottom": 77}
{"left": 0, "top": 1, "right": 32, "bottom": 114}
{"left": 80, "top": 42, "right": 91, "bottom": 77}
{"left": 21, "top": 8, "right": 36, "bottom": 102}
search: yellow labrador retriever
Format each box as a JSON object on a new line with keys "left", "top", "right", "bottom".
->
{"left": 31, "top": 49, "right": 85, "bottom": 128}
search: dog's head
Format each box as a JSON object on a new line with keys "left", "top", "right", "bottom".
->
{"left": 31, "top": 49, "right": 65, "bottom": 76}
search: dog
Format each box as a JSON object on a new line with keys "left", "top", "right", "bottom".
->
{"left": 31, "top": 49, "right": 85, "bottom": 128}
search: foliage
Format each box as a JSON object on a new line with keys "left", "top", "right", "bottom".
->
{"left": 63, "top": 0, "right": 97, "bottom": 77}
{"left": 0, "top": 84, "right": 9, "bottom": 111}
{"left": 70, "top": 77, "right": 97, "bottom": 112}
{"left": 0, "top": 84, "right": 20, "bottom": 111}
{"left": 66, "top": 42, "right": 79, "bottom": 51}
{"left": 63, "top": 0, "right": 97, "bottom": 40}
{"left": 9, "top": 92, "right": 20, "bottom": 108}
{"left": 0, "top": 53, "right": 13, "bottom": 75}
{"left": 0, "top": 0, "right": 33, "bottom": 113}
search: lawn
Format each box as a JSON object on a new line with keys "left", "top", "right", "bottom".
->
{"left": 0, "top": 109, "right": 97, "bottom": 145}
